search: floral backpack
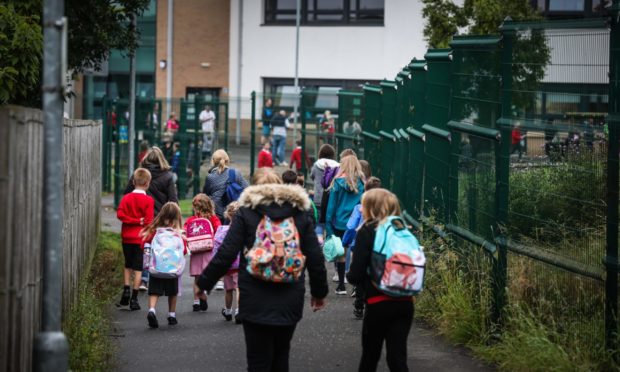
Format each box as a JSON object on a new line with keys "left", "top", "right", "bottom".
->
{"left": 245, "top": 216, "right": 306, "bottom": 283}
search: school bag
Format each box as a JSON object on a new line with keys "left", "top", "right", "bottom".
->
{"left": 323, "top": 235, "right": 344, "bottom": 262}
{"left": 213, "top": 225, "right": 240, "bottom": 271}
{"left": 370, "top": 216, "right": 425, "bottom": 297}
{"left": 319, "top": 166, "right": 339, "bottom": 223}
{"left": 224, "top": 168, "right": 244, "bottom": 205}
{"left": 186, "top": 217, "right": 215, "bottom": 253}
{"left": 147, "top": 227, "right": 186, "bottom": 278}
{"left": 245, "top": 215, "right": 306, "bottom": 283}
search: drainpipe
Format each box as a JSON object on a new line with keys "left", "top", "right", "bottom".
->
{"left": 235, "top": 0, "right": 243, "bottom": 145}
{"left": 34, "top": 0, "right": 69, "bottom": 370}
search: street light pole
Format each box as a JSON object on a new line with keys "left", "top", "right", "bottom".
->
{"left": 293, "top": 0, "right": 301, "bottom": 142}
{"left": 129, "top": 14, "right": 137, "bottom": 175}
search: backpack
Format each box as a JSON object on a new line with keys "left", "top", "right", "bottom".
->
{"left": 148, "top": 227, "right": 186, "bottom": 278}
{"left": 319, "top": 166, "right": 339, "bottom": 223}
{"left": 224, "top": 168, "right": 244, "bottom": 205}
{"left": 323, "top": 235, "right": 344, "bottom": 262}
{"left": 213, "top": 225, "right": 240, "bottom": 271}
{"left": 370, "top": 217, "right": 425, "bottom": 297}
{"left": 186, "top": 217, "right": 215, "bottom": 253}
{"left": 245, "top": 215, "right": 306, "bottom": 283}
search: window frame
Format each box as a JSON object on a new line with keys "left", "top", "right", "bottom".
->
{"left": 263, "top": 0, "right": 384, "bottom": 26}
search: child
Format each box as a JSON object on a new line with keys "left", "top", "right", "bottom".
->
{"left": 282, "top": 170, "right": 319, "bottom": 224}
{"left": 346, "top": 189, "right": 414, "bottom": 371}
{"left": 289, "top": 139, "right": 310, "bottom": 172}
{"left": 116, "top": 168, "right": 155, "bottom": 310}
{"left": 184, "top": 194, "right": 221, "bottom": 312}
{"left": 213, "top": 202, "right": 241, "bottom": 323}
{"left": 141, "top": 202, "right": 187, "bottom": 328}
{"left": 343, "top": 176, "right": 381, "bottom": 318}
{"left": 258, "top": 141, "right": 274, "bottom": 168}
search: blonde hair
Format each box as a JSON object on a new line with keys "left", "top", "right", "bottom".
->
{"left": 361, "top": 189, "right": 401, "bottom": 225}
{"left": 331, "top": 155, "right": 364, "bottom": 193}
{"left": 252, "top": 168, "right": 283, "bottom": 185}
{"left": 140, "top": 202, "right": 183, "bottom": 239}
{"left": 133, "top": 168, "right": 151, "bottom": 187}
{"left": 142, "top": 146, "right": 171, "bottom": 171}
{"left": 192, "top": 193, "right": 215, "bottom": 218}
{"left": 339, "top": 148, "right": 357, "bottom": 160}
{"left": 211, "top": 149, "right": 230, "bottom": 174}
{"left": 224, "top": 201, "right": 240, "bottom": 221}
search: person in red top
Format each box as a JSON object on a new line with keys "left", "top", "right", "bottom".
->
{"left": 137, "top": 140, "right": 149, "bottom": 164}
{"left": 116, "top": 168, "right": 155, "bottom": 310}
{"left": 289, "top": 139, "right": 311, "bottom": 172}
{"left": 258, "top": 141, "right": 274, "bottom": 168}
{"left": 511, "top": 122, "right": 524, "bottom": 161}
{"left": 184, "top": 193, "right": 221, "bottom": 312}
{"left": 347, "top": 189, "right": 414, "bottom": 372}
{"left": 141, "top": 202, "right": 188, "bottom": 328}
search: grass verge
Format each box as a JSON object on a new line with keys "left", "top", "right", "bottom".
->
{"left": 64, "top": 231, "right": 124, "bottom": 371}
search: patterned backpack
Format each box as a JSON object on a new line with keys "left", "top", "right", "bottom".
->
{"left": 245, "top": 216, "right": 306, "bottom": 283}
{"left": 370, "top": 216, "right": 426, "bottom": 297}
{"left": 186, "top": 217, "right": 215, "bottom": 253}
{"left": 148, "top": 227, "right": 186, "bottom": 278}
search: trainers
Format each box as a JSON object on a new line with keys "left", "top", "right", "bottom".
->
{"left": 129, "top": 297, "right": 140, "bottom": 311}
{"left": 215, "top": 281, "right": 224, "bottom": 290}
{"left": 350, "top": 286, "right": 357, "bottom": 298}
{"left": 168, "top": 316, "right": 178, "bottom": 326}
{"left": 147, "top": 311, "right": 158, "bottom": 328}
{"left": 234, "top": 309, "right": 242, "bottom": 324}
{"left": 332, "top": 274, "right": 339, "bottom": 282}
{"left": 119, "top": 287, "right": 130, "bottom": 306}
{"left": 139, "top": 283, "right": 148, "bottom": 291}
{"left": 192, "top": 303, "right": 200, "bottom": 312}
{"left": 353, "top": 307, "right": 364, "bottom": 319}
{"left": 222, "top": 308, "right": 232, "bottom": 321}
{"left": 200, "top": 298, "right": 208, "bottom": 312}
{"left": 335, "top": 285, "right": 347, "bottom": 295}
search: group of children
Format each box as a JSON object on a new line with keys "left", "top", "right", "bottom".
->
{"left": 116, "top": 168, "right": 241, "bottom": 328}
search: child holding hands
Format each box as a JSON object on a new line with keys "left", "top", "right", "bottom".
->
{"left": 116, "top": 168, "right": 155, "bottom": 310}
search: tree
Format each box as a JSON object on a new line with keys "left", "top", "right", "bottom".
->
{"left": 0, "top": 0, "right": 150, "bottom": 107}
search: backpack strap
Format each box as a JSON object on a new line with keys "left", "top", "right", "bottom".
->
{"left": 227, "top": 168, "right": 236, "bottom": 184}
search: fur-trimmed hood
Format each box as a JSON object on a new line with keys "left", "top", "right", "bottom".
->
{"left": 238, "top": 184, "right": 311, "bottom": 212}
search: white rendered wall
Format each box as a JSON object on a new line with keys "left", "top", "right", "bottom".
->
{"left": 229, "top": 0, "right": 428, "bottom": 118}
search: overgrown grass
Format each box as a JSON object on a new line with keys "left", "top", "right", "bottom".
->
{"left": 415, "top": 231, "right": 619, "bottom": 371}
{"left": 178, "top": 199, "right": 193, "bottom": 217}
{"left": 64, "top": 232, "right": 123, "bottom": 371}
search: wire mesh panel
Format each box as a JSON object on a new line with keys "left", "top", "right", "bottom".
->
{"left": 362, "top": 85, "right": 383, "bottom": 178}
{"left": 380, "top": 80, "right": 399, "bottom": 192}
{"left": 337, "top": 90, "right": 365, "bottom": 156}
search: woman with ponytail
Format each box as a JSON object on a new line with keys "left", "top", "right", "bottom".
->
{"left": 202, "top": 149, "right": 249, "bottom": 222}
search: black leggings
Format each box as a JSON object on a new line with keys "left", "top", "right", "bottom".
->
{"left": 243, "top": 321, "right": 297, "bottom": 372}
{"left": 359, "top": 300, "right": 414, "bottom": 372}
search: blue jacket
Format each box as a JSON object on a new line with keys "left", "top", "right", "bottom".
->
{"left": 342, "top": 204, "right": 362, "bottom": 247}
{"left": 326, "top": 177, "right": 364, "bottom": 236}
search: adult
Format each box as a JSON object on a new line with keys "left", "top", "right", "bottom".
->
{"left": 342, "top": 118, "right": 362, "bottom": 149}
{"left": 271, "top": 110, "right": 290, "bottom": 166}
{"left": 198, "top": 168, "right": 328, "bottom": 372}
{"left": 261, "top": 98, "right": 275, "bottom": 145}
{"left": 202, "top": 149, "right": 249, "bottom": 221}
{"left": 124, "top": 146, "right": 178, "bottom": 290}
{"left": 199, "top": 105, "right": 217, "bottom": 160}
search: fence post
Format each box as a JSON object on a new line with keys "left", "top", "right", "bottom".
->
{"left": 605, "top": 0, "right": 620, "bottom": 357}
{"left": 250, "top": 91, "right": 256, "bottom": 178}
{"left": 224, "top": 100, "right": 229, "bottom": 152}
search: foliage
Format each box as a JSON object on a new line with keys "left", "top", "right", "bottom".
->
{"left": 0, "top": 0, "right": 150, "bottom": 107}
{"left": 0, "top": 2, "right": 42, "bottom": 105}
{"left": 64, "top": 232, "right": 123, "bottom": 371}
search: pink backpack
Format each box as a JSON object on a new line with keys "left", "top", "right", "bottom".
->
{"left": 186, "top": 217, "right": 215, "bottom": 253}
{"left": 213, "top": 225, "right": 240, "bottom": 270}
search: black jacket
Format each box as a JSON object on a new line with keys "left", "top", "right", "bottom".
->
{"left": 198, "top": 184, "right": 328, "bottom": 326}
{"left": 346, "top": 223, "right": 384, "bottom": 301}
{"left": 124, "top": 163, "right": 178, "bottom": 214}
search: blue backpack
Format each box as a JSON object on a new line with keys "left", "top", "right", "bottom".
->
{"left": 224, "top": 168, "right": 244, "bottom": 205}
{"left": 370, "top": 216, "right": 426, "bottom": 297}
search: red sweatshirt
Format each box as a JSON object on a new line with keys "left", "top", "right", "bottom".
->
{"left": 290, "top": 146, "right": 310, "bottom": 171}
{"left": 258, "top": 149, "right": 273, "bottom": 168}
{"left": 117, "top": 190, "right": 155, "bottom": 244}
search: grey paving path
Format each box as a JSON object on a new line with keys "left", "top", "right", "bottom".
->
{"left": 102, "top": 147, "right": 494, "bottom": 371}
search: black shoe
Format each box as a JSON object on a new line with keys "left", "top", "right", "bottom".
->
{"left": 353, "top": 307, "right": 364, "bottom": 319}
{"left": 350, "top": 286, "right": 357, "bottom": 298}
{"left": 193, "top": 303, "right": 200, "bottom": 312}
{"left": 119, "top": 288, "right": 130, "bottom": 306}
{"left": 147, "top": 311, "right": 158, "bottom": 328}
{"left": 235, "top": 316, "right": 242, "bottom": 325}
{"left": 335, "top": 284, "right": 347, "bottom": 295}
{"left": 168, "top": 316, "right": 178, "bottom": 325}
{"left": 221, "top": 308, "right": 232, "bottom": 321}
{"left": 200, "top": 299, "right": 208, "bottom": 312}
{"left": 129, "top": 297, "right": 140, "bottom": 311}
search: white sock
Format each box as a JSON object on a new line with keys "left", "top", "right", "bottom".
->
{"left": 149, "top": 308, "right": 155, "bottom": 314}
{"left": 225, "top": 308, "right": 232, "bottom": 315}
{"left": 169, "top": 312, "right": 176, "bottom": 318}
{"left": 234, "top": 308, "right": 239, "bottom": 315}
{"left": 193, "top": 300, "right": 200, "bottom": 305}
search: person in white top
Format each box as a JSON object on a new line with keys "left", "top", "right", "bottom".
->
{"left": 199, "top": 105, "right": 216, "bottom": 159}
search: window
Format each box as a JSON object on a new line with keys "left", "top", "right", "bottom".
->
{"left": 534, "top": 0, "right": 608, "bottom": 17}
{"left": 549, "top": 0, "right": 584, "bottom": 11}
{"left": 264, "top": 0, "right": 384, "bottom": 25}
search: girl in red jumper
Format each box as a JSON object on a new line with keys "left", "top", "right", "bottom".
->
{"left": 184, "top": 193, "right": 221, "bottom": 312}
{"left": 258, "top": 141, "right": 274, "bottom": 168}
{"left": 141, "top": 202, "right": 187, "bottom": 328}
{"left": 346, "top": 189, "right": 414, "bottom": 372}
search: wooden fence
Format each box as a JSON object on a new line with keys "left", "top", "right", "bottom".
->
{"left": 0, "top": 105, "right": 101, "bottom": 372}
